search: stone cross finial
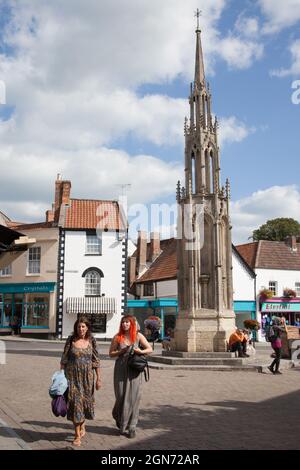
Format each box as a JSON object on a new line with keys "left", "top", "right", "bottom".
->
{"left": 194, "top": 8, "right": 202, "bottom": 30}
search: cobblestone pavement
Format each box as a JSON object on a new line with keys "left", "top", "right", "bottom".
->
{"left": 1, "top": 344, "right": 300, "bottom": 450}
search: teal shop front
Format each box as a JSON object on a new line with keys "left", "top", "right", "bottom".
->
{"left": 0, "top": 283, "right": 56, "bottom": 331}
{"left": 128, "top": 299, "right": 256, "bottom": 339}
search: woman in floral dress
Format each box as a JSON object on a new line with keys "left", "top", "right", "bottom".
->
{"left": 60, "top": 316, "right": 101, "bottom": 446}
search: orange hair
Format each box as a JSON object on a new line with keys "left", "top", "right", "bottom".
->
{"left": 116, "top": 315, "right": 137, "bottom": 344}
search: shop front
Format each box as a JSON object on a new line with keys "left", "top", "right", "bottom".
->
{"left": 128, "top": 298, "right": 178, "bottom": 338}
{"left": 128, "top": 299, "right": 253, "bottom": 339}
{"left": 0, "top": 282, "right": 56, "bottom": 334}
{"left": 261, "top": 298, "right": 300, "bottom": 326}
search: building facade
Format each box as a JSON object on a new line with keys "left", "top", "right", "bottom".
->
{"left": 236, "top": 237, "right": 300, "bottom": 340}
{"left": 0, "top": 223, "right": 59, "bottom": 335}
{"left": 50, "top": 178, "right": 127, "bottom": 339}
{"left": 0, "top": 177, "right": 127, "bottom": 339}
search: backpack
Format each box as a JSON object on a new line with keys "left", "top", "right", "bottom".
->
{"left": 266, "top": 325, "right": 276, "bottom": 342}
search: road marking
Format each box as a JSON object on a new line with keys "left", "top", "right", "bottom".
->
{"left": 0, "top": 417, "right": 32, "bottom": 450}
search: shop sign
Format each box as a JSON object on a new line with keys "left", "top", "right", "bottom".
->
{"left": 0, "top": 283, "right": 56, "bottom": 294}
{"left": 261, "top": 302, "right": 300, "bottom": 313}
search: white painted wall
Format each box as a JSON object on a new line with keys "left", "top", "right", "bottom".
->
{"left": 156, "top": 280, "right": 177, "bottom": 298}
{"left": 232, "top": 252, "right": 255, "bottom": 301}
{"left": 62, "top": 231, "right": 123, "bottom": 339}
{"left": 140, "top": 253, "right": 255, "bottom": 302}
{"left": 256, "top": 268, "right": 300, "bottom": 297}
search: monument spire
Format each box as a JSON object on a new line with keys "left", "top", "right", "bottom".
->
{"left": 194, "top": 9, "right": 205, "bottom": 88}
{"left": 174, "top": 11, "right": 236, "bottom": 353}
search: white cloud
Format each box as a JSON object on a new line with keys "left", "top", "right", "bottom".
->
{"left": 217, "top": 36, "right": 264, "bottom": 70}
{"left": 0, "top": 145, "right": 183, "bottom": 222}
{"left": 231, "top": 185, "right": 300, "bottom": 244}
{"left": 259, "top": 0, "right": 300, "bottom": 34}
{"left": 271, "top": 39, "right": 300, "bottom": 77}
{"left": 0, "top": 0, "right": 261, "bottom": 222}
{"left": 235, "top": 15, "right": 260, "bottom": 38}
{"left": 218, "top": 116, "right": 255, "bottom": 146}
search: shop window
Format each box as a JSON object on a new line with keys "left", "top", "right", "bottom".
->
{"left": 1, "top": 294, "right": 13, "bottom": 327}
{"left": 86, "top": 233, "right": 102, "bottom": 255}
{"left": 85, "top": 270, "right": 101, "bottom": 296}
{"left": 0, "top": 265, "right": 12, "bottom": 277}
{"left": 27, "top": 247, "right": 41, "bottom": 274}
{"left": 268, "top": 281, "right": 277, "bottom": 296}
{"left": 295, "top": 282, "right": 300, "bottom": 297}
{"left": 23, "top": 295, "right": 49, "bottom": 327}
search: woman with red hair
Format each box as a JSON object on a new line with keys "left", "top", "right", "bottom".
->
{"left": 109, "top": 315, "right": 152, "bottom": 438}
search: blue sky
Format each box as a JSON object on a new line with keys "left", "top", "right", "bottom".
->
{"left": 0, "top": 0, "right": 300, "bottom": 243}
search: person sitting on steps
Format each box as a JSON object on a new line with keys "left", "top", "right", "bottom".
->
{"left": 228, "top": 328, "right": 249, "bottom": 357}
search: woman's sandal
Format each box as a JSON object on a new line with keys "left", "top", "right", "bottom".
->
{"left": 73, "top": 437, "right": 81, "bottom": 447}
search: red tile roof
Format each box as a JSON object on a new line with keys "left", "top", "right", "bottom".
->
{"left": 236, "top": 240, "right": 300, "bottom": 270}
{"left": 235, "top": 242, "right": 258, "bottom": 268}
{"left": 64, "top": 199, "right": 125, "bottom": 230}
{"left": 136, "top": 238, "right": 177, "bottom": 283}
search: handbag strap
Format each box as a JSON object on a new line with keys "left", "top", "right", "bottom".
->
{"left": 143, "top": 362, "right": 150, "bottom": 382}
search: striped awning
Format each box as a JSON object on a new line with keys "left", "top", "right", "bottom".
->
{"left": 66, "top": 297, "right": 116, "bottom": 315}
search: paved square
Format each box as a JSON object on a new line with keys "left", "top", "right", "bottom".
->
{"left": 1, "top": 346, "right": 300, "bottom": 450}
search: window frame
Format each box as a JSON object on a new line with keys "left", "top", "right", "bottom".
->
{"left": 85, "top": 232, "right": 102, "bottom": 256}
{"left": 268, "top": 281, "right": 277, "bottom": 296}
{"left": 143, "top": 283, "right": 154, "bottom": 297}
{"left": 27, "top": 246, "right": 41, "bottom": 275}
{"left": 84, "top": 270, "right": 101, "bottom": 297}
{"left": 0, "top": 264, "right": 12, "bottom": 277}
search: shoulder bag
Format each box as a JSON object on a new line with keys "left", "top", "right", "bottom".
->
{"left": 127, "top": 346, "right": 150, "bottom": 382}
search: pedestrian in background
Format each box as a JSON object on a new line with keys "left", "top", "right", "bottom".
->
{"left": 109, "top": 315, "right": 152, "bottom": 439}
{"left": 268, "top": 317, "right": 286, "bottom": 375}
{"left": 60, "top": 315, "right": 101, "bottom": 446}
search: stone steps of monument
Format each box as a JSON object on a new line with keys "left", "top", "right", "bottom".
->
{"left": 149, "top": 355, "right": 244, "bottom": 366}
{"left": 148, "top": 357, "right": 295, "bottom": 372}
{"left": 162, "top": 351, "right": 235, "bottom": 358}
{"left": 149, "top": 363, "right": 262, "bottom": 372}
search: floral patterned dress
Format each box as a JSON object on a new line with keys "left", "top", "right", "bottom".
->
{"left": 61, "top": 336, "right": 100, "bottom": 424}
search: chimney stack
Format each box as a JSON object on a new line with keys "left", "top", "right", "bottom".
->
{"left": 53, "top": 175, "right": 71, "bottom": 222}
{"left": 46, "top": 210, "right": 54, "bottom": 223}
{"left": 137, "top": 231, "right": 147, "bottom": 276}
{"left": 150, "top": 232, "right": 160, "bottom": 261}
{"left": 285, "top": 235, "right": 297, "bottom": 252}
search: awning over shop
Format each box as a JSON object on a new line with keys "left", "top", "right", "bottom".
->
{"left": 66, "top": 297, "right": 116, "bottom": 315}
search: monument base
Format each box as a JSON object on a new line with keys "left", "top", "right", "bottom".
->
{"left": 173, "top": 308, "right": 236, "bottom": 352}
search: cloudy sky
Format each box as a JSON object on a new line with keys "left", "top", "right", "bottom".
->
{"left": 0, "top": 0, "right": 300, "bottom": 243}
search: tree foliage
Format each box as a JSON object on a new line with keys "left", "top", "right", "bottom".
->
{"left": 252, "top": 218, "right": 300, "bottom": 241}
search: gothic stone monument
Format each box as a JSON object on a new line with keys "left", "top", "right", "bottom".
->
{"left": 174, "top": 14, "right": 236, "bottom": 352}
